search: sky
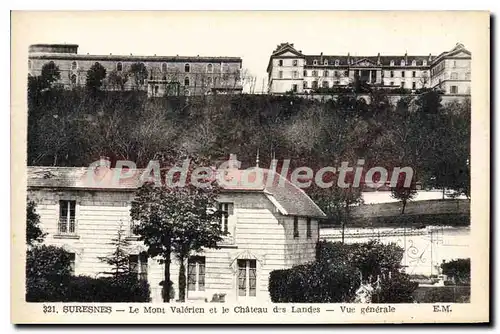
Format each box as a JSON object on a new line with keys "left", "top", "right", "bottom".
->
{"left": 14, "top": 11, "right": 484, "bottom": 92}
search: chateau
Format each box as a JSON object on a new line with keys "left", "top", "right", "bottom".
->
{"left": 27, "top": 155, "right": 325, "bottom": 302}
{"left": 28, "top": 44, "right": 243, "bottom": 96}
{"left": 267, "top": 42, "right": 471, "bottom": 97}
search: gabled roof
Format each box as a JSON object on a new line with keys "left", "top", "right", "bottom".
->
{"left": 267, "top": 42, "right": 305, "bottom": 73}
{"left": 432, "top": 43, "right": 471, "bottom": 64}
{"left": 27, "top": 166, "right": 326, "bottom": 219}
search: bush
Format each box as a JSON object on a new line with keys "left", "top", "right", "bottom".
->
{"left": 64, "top": 274, "right": 151, "bottom": 302}
{"left": 413, "top": 286, "right": 471, "bottom": 303}
{"left": 316, "top": 240, "right": 403, "bottom": 283}
{"left": 441, "top": 258, "right": 470, "bottom": 285}
{"left": 371, "top": 273, "right": 419, "bottom": 303}
{"left": 26, "top": 245, "right": 72, "bottom": 302}
{"left": 26, "top": 245, "right": 151, "bottom": 302}
{"left": 269, "top": 261, "right": 360, "bottom": 303}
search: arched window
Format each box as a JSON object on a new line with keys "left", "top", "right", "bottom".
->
{"left": 185, "top": 89, "right": 190, "bottom": 96}
{"left": 207, "top": 63, "right": 213, "bottom": 73}
{"left": 161, "top": 63, "right": 167, "bottom": 72}
{"left": 324, "top": 60, "right": 328, "bottom": 65}
{"left": 324, "top": 70, "right": 329, "bottom": 77}
{"left": 423, "top": 60, "right": 427, "bottom": 66}
{"left": 401, "top": 60, "right": 405, "bottom": 66}
{"left": 94, "top": 62, "right": 100, "bottom": 67}
{"left": 70, "top": 74, "right": 77, "bottom": 85}
{"left": 116, "top": 62, "right": 123, "bottom": 72}
{"left": 335, "top": 59, "right": 339, "bottom": 66}
{"left": 390, "top": 60, "right": 395, "bottom": 66}
{"left": 313, "top": 60, "right": 318, "bottom": 65}
{"left": 450, "top": 72, "right": 458, "bottom": 80}
{"left": 71, "top": 61, "right": 78, "bottom": 71}
{"left": 185, "top": 63, "right": 190, "bottom": 73}
{"left": 184, "top": 77, "right": 190, "bottom": 86}
{"left": 411, "top": 60, "right": 416, "bottom": 66}
{"left": 28, "top": 60, "right": 32, "bottom": 70}
{"left": 207, "top": 77, "right": 213, "bottom": 85}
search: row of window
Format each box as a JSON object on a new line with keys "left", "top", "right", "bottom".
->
{"left": 277, "top": 58, "right": 429, "bottom": 67}
{"left": 58, "top": 200, "right": 233, "bottom": 236}
{"left": 64, "top": 251, "right": 256, "bottom": 297}
{"left": 28, "top": 60, "right": 220, "bottom": 74}
{"left": 302, "top": 80, "right": 420, "bottom": 90}
{"left": 187, "top": 256, "right": 258, "bottom": 297}
{"left": 300, "top": 70, "right": 428, "bottom": 78}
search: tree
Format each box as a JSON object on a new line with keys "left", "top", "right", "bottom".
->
{"left": 40, "top": 62, "right": 61, "bottom": 88}
{"left": 26, "top": 245, "right": 72, "bottom": 301}
{"left": 26, "top": 199, "right": 46, "bottom": 246}
{"left": 309, "top": 174, "right": 363, "bottom": 243}
{"left": 130, "top": 161, "right": 226, "bottom": 302}
{"left": 106, "top": 70, "right": 129, "bottom": 90}
{"left": 129, "top": 62, "right": 149, "bottom": 89}
{"left": 86, "top": 62, "right": 107, "bottom": 92}
{"left": 98, "top": 221, "right": 132, "bottom": 278}
{"left": 441, "top": 258, "right": 470, "bottom": 285}
{"left": 391, "top": 173, "right": 417, "bottom": 214}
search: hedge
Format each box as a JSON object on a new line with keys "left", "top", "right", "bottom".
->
{"left": 269, "top": 261, "right": 360, "bottom": 303}
{"left": 26, "top": 245, "right": 151, "bottom": 302}
{"left": 316, "top": 240, "right": 404, "bottom": 283}
{"left": 412, "top": 286, "right": 471, "bottom": 303}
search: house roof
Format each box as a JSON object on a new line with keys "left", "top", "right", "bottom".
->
{"left": 28, "top": 53, "right": 243, "bottom": 63}
{"left": 27, "top": 165, "right": 326, "bottom": 219}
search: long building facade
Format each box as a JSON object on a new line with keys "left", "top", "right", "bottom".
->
{"left": 28, "top": 44, "right": 243, "bottom": 96}
{"left": 267, "top": 42, "right": 471, "bottom": 97}
{"left": 27, "top": 155, "right": 325, "bottom": 302}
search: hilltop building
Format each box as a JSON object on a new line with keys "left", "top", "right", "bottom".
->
{"left": 266, "top": 42, "right": 471, "bottom": 98}
{"left": 28, "top": 44, "right": 243, "bottom": 96}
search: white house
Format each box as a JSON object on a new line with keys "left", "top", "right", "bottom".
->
{"left": 27, "top": 155, "right": 326, "bottom": 302}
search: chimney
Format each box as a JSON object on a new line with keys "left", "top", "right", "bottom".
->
{"left": 228, "top": 154, "right": 240, "bottom": 169}
{"left": 99, "top": 156, "right": 111, "bottom": 168}
{"left": 270, "top": 158, "right": 278, "bottom": 172}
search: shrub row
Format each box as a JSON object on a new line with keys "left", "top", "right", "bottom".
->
{"left": 27, "top": 274, "right": 151, "bottom": 302}
{"left": 26, "top": 245, "right": 151, "bottom": 302}
{"left": 412, "top": 286, "right": 471, "bottom": 303}
{"left": 269, "top": 261, "right": 360, "bottom": 303}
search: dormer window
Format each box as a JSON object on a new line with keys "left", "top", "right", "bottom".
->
{"left": 324, "top": 60, "right": 328, "bottom": 65}
{"left": 335, "top": 59, "right": 339, "bottom": 66}
{"left": 411, "top": 60, "right": 416, "bottom": 66}
{"left": 390, "top": 60, "right": 395, "bottom": 66}
{"left": 313, "top": 60, "right": 318, "bottom": 65}
{"left": 401, "top": 60, "right": 406, "bottom": 66}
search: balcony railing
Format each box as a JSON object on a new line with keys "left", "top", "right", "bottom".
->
{"left": 58, "top": 218, "right": 76, "bottom": 235}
